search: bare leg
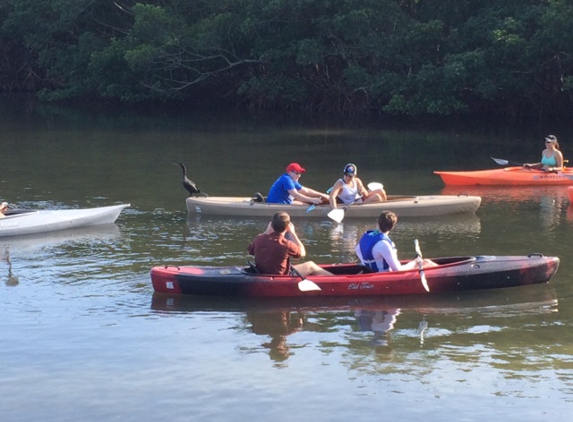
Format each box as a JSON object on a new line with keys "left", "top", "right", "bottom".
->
{"left": 363, "top": 188, "right": 387, "bottom": 202}
{"left": 401, "top": 258, "right": 439, "bottom": 271}
{"left": 293, "top": 261, "right": 333, "bottom": 276}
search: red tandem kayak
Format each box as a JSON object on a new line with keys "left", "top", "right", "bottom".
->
{"left": 150, "top": 254, "right": 559, "bottom": 297}
{"left": 434, "top": 167, "right": 573, "bottom": 186}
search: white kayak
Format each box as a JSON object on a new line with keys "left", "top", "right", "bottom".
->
{"left": 0, "top": 204, "right": 130, "bottom": 237}
{"left": 185, "top": 195, "right": 481, "bottom": 218}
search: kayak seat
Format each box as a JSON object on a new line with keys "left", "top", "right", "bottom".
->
{"left": 3, "top": 209, "right": 37, "bottom": 216}
{"left": 325, "top": 264, "right": 374, "bottom": 275}
{"left": 252, "top": 192, "right": 266, "bottom": 203}
{"left": 246, "top": 261, "right": 260, "bottom": 274}
{"left": 359, "top": 266, "right": 374, "bottom": 274}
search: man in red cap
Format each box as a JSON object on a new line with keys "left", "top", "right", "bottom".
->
{"left": 267, "top": 162, "right": 329, "bottom": 204}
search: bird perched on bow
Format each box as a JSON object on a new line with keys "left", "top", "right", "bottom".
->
{"left": 174, "top": 162, "right": 208, "bottom": 197}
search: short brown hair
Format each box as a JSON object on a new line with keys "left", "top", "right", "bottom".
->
{"left": 377, "top": 211, "right": 398, "bottom": 232}
{"left": 271, "top": 212, "right": 290, "bottom": 232}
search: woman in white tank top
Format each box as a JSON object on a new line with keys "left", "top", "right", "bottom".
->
{"left": 328, "top": 163, "right": 387, "bottom": 210}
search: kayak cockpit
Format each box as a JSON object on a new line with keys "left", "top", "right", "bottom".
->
{"left": 241, "top": 256, "right": 478, "bottom": 277}
{"left": 2, "top": 209, "right": 40, "bottom": 218}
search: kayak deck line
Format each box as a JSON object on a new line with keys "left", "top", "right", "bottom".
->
{"left": 185, "top": 195, "right": 481, "bottom": 218}
{"left": 435, "top": 167, "right": 573, "bottom": 186}
{"left": 151, "top": 254, "right": 560, "bottom": 298}
{"left": 0, "top": 204, "right": 130, "bottom": 237}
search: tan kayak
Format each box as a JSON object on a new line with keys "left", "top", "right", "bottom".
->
{"left": 185, "top": 195, "right": 481, "bottom": 218}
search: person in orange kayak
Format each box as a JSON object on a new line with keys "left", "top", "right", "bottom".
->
{"left": 328, "top": 163, "right": 386, "bottom": 210}
{"left": 523, "top": 135, "right": 564, "bottom": 172}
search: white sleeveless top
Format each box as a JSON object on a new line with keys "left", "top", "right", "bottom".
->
{"left": 337, "top": 179, "right": 361, "bottom": 204}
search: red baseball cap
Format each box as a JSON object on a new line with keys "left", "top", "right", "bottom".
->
{"left": 286, "top": 162, "right": 306, "bottom": 173}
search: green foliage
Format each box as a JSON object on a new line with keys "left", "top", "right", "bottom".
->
{"left": 1, "top": 0, "right": 573, "bottom": 116}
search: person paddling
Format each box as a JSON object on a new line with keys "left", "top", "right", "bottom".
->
{"left": 267, "top": 163, "right": 329, "bottom": 205}
{"left": 523, "top": 135, "right": 564, "bottom": 172}
{"left": 328, "top": 163, "right": 386, "bottom": 211}
{"left": 356, "top": 211, "right": 438, "bottom": 272}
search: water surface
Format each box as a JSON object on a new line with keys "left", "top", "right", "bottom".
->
{"left": 1, "top": 98, "right": 572, "bottom": 421}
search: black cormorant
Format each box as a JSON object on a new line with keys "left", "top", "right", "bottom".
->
{"left": 174, "top": 162, "right": 208, "bottom": 197}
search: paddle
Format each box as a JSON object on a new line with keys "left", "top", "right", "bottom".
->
{"left": 327, "top": 200, "right": 356, "bottom": 223}
{"left": 306, "top": 187, "right": 334, "bottom": 213}
{"left": 367, "top": 182, "right": 384, "bottom": 191}
{"left": 328, "top": 182, "right": 385, "bottom": 223}
{"left": 414, "top": 239, "right": 430, "bottom": 292}
{"left": 491, "top": 157, "right": 523, "bottom": 166}
{"left": 491, "top": 157, "right": 561, "bottom": 173}
{"left": 291, "top": 267, "right": 322, "bottom": 292}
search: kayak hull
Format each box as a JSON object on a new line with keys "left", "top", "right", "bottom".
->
{"left": 435, "top": 167, "right": 573, "bottom": 186}
{"left": 150, "top": 255, "right": 559, "bottom": 297}
{"left": 0, "top": 204, "right": 130, "bottom": 237}
{"left": 185, "top": 195, "right": 481, "bottom": 218}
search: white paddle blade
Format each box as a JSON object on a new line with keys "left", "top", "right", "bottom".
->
{"left": 414, "top": 239, "right": 430, "bottom": 292}
{"left": 367, "top": 182, "right": 384, "bottom": 191}
{"left": 414, "top": 239, "right": 422, "bottom": 257}
{"left": 420, "top": 270, "right": 430, "bottom": 292}
{"left": 327, "top": 208, "right": 345, "bottom": 223}
{"left": 298, "top": 279, "right": 322, "bottom": 292}
{"left": 491, "top": 157, "right": 510, "bottom": 166}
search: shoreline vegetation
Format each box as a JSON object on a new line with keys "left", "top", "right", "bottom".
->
{"left": 1, "top": 1, "right": 572, "bottom": 118}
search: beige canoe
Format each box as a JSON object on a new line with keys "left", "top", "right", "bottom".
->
{"left": 185, "top": 195, "right": 481, "bottom": 218}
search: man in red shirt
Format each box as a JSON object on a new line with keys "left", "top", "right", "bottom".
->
{"left": 248, "top": 212, "right": 333, "bottom": 276}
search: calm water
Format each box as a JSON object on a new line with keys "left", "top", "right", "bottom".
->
{"left": 1, "top": 97, "right": 572, "bottom": 421}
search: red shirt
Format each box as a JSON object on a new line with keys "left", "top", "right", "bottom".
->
{"left": 247, "top": 232, "right": 301, "bottom": 275}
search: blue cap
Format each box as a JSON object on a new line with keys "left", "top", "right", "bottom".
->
{"left": 344, "top": 163, "right": 357, "bottom": 175}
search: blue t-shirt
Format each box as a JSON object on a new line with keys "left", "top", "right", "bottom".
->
{"left": 267, "top": 174, "right": 303, "bottom": 204}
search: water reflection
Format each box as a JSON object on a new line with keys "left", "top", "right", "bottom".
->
{"left": 3, "top": 250, "right": 19, "bottom": 286}
{"left": 185, "top": 213, "right": 481, "bottom": 264}
{"left": 0, "top": 224, "right": 121, "bottom": 254}
{"left": 355, "top": 308, "right": 401, "bottom": 348}
{"left": 0, "top": 224, "right": 122, "bottom": 287}
{"left": 442, "top": 185, "right": 573, "bottom": 231}
{"left": 329, "top": 214, "right": 481, "bottom": 244}
{"left": 441, "top": 185, "right": 571, "bottom": 203}
{"left": 248, "top": 310, "right": 304, "bottom": 363}
{"left": 151, "top": 286, "right": 558, "bottom": 365}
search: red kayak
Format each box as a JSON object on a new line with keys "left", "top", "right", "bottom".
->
{"left": 434, "top": 167, "right": 573, "bottom": 186}
{"left": 150, "top": 254, "right": 559, "bottom": 297}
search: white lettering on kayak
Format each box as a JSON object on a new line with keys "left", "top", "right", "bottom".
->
{"left": 348, "top": 283, "right": 374, "bottom": 290}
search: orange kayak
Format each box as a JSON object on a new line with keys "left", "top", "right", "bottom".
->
{"left": 434, "top": 167, "right": 573, "bottom": 186}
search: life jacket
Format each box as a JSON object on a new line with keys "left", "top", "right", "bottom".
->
{"left": 358, "top": 230, "right": 394, "bottom": 272}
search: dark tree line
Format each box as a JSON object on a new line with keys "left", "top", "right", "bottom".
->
{"left": 1, "top": 0, "right": 572, "bottom": 117}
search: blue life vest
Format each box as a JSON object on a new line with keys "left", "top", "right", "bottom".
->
{"left": 358, "top": 230, "right": 393, "bottom": 272}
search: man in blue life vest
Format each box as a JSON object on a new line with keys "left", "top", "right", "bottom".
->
{"left": 356, "top": 211, "right": 438, "bottom": 272}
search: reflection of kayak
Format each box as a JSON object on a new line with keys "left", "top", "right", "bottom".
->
{"left": 150, "top": 284, "right": 558, "bottom": 314}
{"left": 434, "top": 167, "right": 573, "bottom": 186}
{"left": 0, "top": 204, "right": 129, "bottom": 237}
{"left": 441, "top": 185, "right": 571, "bottom": 202}
{"left": 0, "top": 224, "right": 121, "bottom": 252}
{"left": 151, "top": 254, "right": 559, "bottom": 297}
{"left": 185, "top": 195, "right": 481, "bottom": 218}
